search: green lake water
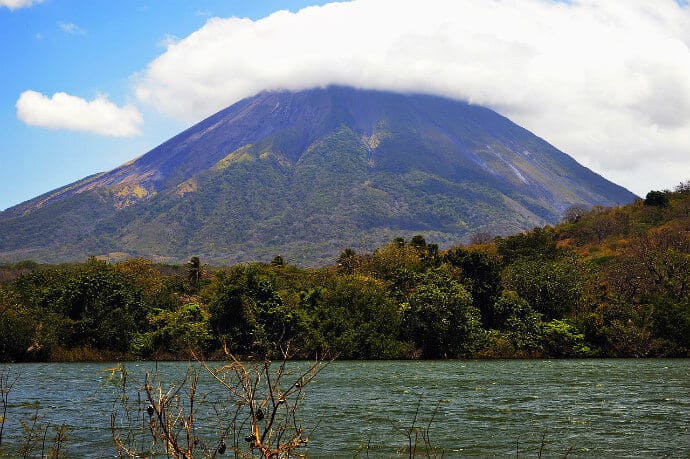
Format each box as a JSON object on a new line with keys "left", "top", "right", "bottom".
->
{"left": 1, "top": 359, "right": 688, "bottom": 457}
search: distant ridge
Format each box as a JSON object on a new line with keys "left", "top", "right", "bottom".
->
{"left": 0, "top": 86, "right": 636, "bottom": 265}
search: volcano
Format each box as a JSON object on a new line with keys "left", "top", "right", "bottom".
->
{"left": 0, "top": 86, "right": 636, "bottom": 265}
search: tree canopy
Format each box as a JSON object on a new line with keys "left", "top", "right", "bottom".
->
{"left": 1, "top": 184, "right": 688, "bottom": 361}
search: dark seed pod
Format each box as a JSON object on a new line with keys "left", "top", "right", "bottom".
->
{"left": 146, "top": 404, "right": 154, "bottom": 417}
{"left": 217, "top": 440, "right": 226, "bottom": 455}
{"left": 256, "top": 408, "right": 264, "bottom": 421}
{"left": 244, "top": 434, "right": 256, "bottom": 443}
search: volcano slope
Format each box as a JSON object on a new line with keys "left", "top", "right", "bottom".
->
{"left": 0, "top": 86, "right": 636, "bottom": 265}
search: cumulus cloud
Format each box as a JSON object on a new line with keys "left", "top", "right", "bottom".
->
{"left": 16, "top": 91, "right": 143, "bottom": 137}
{"left": 133, "top": 0, "right": 690, "bottom": 195}
{"left": 0, "top": 0, "right": 42, "bottom": 10}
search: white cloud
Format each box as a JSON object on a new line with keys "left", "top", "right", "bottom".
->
{"left": 0, "top": 0, "right": 43, "bottom": 10}
{"left": 16, "top": 91, "right": 143, "bottom": 137}
{"left": 134, "top": 0, "right": 690, "bottom": 196}
{"left": 58, "top": 21, "right": 87, "bottom": 35}
{"left": 157, "top": 34, "right": 180, "bottom": 49}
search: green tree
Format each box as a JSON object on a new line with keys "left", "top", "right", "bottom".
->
{"left": 541, "top": 319, "right": 595, "bottom": 357}
{"left": 444, "top": 247, "right": 502, "bottom": 327}
{"left": 644, "top": 190, "right": 670, "bottom": 207}
{"left": 251, "top": 278, "right": 292, "bottom": 349}
{"left": 204, "top": 264, "right": 312, "bottom": 356}
{"left": 492, "top": 290, "right": 542, "bottom": 352}
{"left": 6, "top": 268, "right": 71, "bottom": 358}
{"left": 204, "top": 266, "right": 261, "bottom": 354}
{"left": 133, "top": 303, "right": 212, "bottom": 357}
{"left": 304, "top": 275, "right": 406, "bottom": 358}
{"left": 401, "top": 268, "right": 483, "bottom": 358}
{"left": 650, "top": 297, "right": 690, "bottom": 354}
{"left": 363, "top": 240, "right": 421, "bottom": 283}
{"left": 187, "top": 256, "right": 203, "bottom": 293}
{"left": 496, "top": 226, "right": 561, "bottom": 264}
{"left": 54, "top": 259, "right": 147, "bottom": 351}
{"left": 0, "top": 287, "right": 38, "bottom": 361}
{"left": 410, "top": 234, "right": 427, "bottom": 251}
{"left": 116, "top": 258, "right": 175, "bottom": 310}
{"left": 502, "top": 256, "right": 586, "bottom": 320}
{"left": 336, "top": 248, "right": 357, "bottom": 274}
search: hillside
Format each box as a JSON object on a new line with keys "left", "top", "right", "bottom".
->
{"left": 0, "top": 86, "right": 636, "bottom": 265}
{"left": 1, "top": 183, "right": 687, "bottom": 362}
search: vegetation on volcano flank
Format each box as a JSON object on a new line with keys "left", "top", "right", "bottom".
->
{"left": 0, "top": 182, "right": 687, "bottom": 361}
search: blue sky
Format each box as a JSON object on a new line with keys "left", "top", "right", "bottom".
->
{"left": 0, "top": 0, "right": 330, "bottom": 210}
{"left": 2, "top": 0, "right": 690, "bottom": 210}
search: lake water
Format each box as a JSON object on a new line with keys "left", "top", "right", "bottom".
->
{"left": 1, "top": 359, "right": 688, "bottom": 457}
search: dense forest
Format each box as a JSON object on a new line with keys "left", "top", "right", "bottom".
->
{"left": 1, "top": 183, "right": 688, "bottom": 362}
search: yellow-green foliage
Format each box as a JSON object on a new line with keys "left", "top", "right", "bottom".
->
{"left": 556, "top": 184, "right": 690, "bottom": 256}
{"left": 112, "top": 183, "right": 152, "bottom": 208}
{"left": 214, "top": 145, "right": 256, "bottom": 170}
{"left": 115, "top": 183, "right": 149, "bottom": 199}
{"left": 176, "top": 178, "right": 198, "bottom": 196}
{"left": 363, "top": 122, "right": 392, "bottom": 151}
